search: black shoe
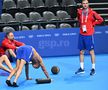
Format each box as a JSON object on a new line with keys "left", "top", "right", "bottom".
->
{"left": 75, "top": 68, "right": 85, "bottom": 74}
{"left": 13, "top": 82, "right": 19, "bottom": 87}
{"left": 90, "top": 69, "right": 96, "bottom": 76}
{"left": 6, "top": 80, "right": 13, "bottom": 86}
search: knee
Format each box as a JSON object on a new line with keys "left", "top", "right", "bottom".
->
{"left": 15, "top": 66, "right": 19, "bottom": 71}
{"left": 80, "top": 51, "right": 84, "bottom": 55}
{"left": 0, "top": 63, "right": 2, "bottom": 67}
{"left": 6, "top": 49, "right": 13, "bottom": 54}
{"left": 89, "top": 50, "right": 95, "bottom": 55}
{"left": 1, "top": 55, "right": 7, "bottom": 60}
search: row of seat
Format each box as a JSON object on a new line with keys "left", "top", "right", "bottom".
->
{"left": 3, "top": 0, "right": 76, "bottom": 10}
{"left": 1, "top": 0, "right": 77, "bottom": 32}
{"left": 0, "top": 10, "right": 73, "bottom": 24}
{"left": 75, "top": 0, "right": 108, "bottom": 3}
{"left": 2, "top": 0, "right": 77, "bottom": 19}
{"left": 1, "top": 23, "right": 73, "bottom": 32}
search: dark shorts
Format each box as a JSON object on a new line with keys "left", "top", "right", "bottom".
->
{"left": 78, "top": 34, "right": 94, "bottom": 51}
{"left": 16, "top": 45, "right": 33, "bottom": 63}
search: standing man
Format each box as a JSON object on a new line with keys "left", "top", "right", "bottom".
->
{"left": 1, "top": 31, "right": 24, "bottom": 62}
{"left": 75, "top": 0, "right": 103, "bottom": 75}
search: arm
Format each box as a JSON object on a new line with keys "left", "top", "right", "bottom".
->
{"left": 14, "top": 40, "right": 25, "bottom": 47}
{"left": 2, "top": 39, "right": 16, "bottom": 49}
{"left": 7, "top": 49, "right": 16, "bottom": 58}
{"left": 40, "top": 62, "right": 50, "bottom": 78}
{"left": 32, "top": 48, "right": 50, "bottom": 78}
{"left": 77, "top": 9, "right": 80, "bottom": 21}
{"left": 93, "top": 11, "right": 104, "bottom": 26}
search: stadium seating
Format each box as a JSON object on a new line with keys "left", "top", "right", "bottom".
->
{"left": 56, "top": 10, "right": 71, "bottom": 20}
{"left": 2, "top": 26, "right": 15, "bottom": 32}
{"left": 29, "top": 12, "right": 43, "bottom": 22}
{"left": 45, "top": 24, "right": 56, "bottom": 29}
{"left": 59, "top": 23, "right": 72, "bottom": 28}
{"left": 1, "top": 13, "right": 15, "bottom": 23}
{"left": 1, "top": 0, "right": 107, "bottom": 32}
{"left": 3, "top": 0, "right": 16, "bottom": 10}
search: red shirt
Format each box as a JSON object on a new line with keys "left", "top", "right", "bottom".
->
{"left": 0, "top": 47, "right": 5, "bottom": 56}
{"left": 0, "top": 37, "right": 24, "bottom": 56}
{"left": 77, "top": 8, "right": 103, "bottom": 36}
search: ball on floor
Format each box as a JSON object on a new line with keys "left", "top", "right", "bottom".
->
{"left": 51, "top": 66, "right": 60, "bottom": 74}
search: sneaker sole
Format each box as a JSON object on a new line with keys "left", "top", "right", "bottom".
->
{"left": 90, "top": 72, "right": 96, "bottom": 76}
{"left": 75, "top": 71, "right": 85, "bottom": 74}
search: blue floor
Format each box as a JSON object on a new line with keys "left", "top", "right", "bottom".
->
{"left": 0, "top": 54, "right": 108, "bottom": 90}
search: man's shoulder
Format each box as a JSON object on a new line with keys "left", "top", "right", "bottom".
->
{"left": 89, "top": 8, "right": 96, "bottom": 13}
{"left": 77, "top": 8, "right": 82, "bottom": 14}
{"left": 2, "top": 37, "right": 9, "bottom": 42}
{"left": 77, "top": 8, "right": 82, "bottom": 11}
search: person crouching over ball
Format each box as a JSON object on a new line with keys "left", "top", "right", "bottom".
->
{"left": 6, "top": 45, "right": 50, "bottom": 87}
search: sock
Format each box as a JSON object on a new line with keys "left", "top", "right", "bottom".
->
{"left": 80, "top": 62, "right": 84, "bottom": 70}
{"left": 92, "top": 64, "right": 95, "bottom": 69}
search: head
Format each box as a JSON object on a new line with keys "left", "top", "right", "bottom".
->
{"left": 81, "top": 0, "right": 89, "bottom": 9}
{"left": 31, "top": 57, "right": 40, "bottom": 69}
{"left": 6, "top": 31, "right": 14, "bottom": 40}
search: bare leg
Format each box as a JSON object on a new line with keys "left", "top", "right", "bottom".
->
{"left": 0, "top": 55, "right": 13, "bottom": 72}
{"left": 7, "top": 60, "right": 20, "bottom": 80}
{"left": 80, "top": 50, "right": 84, "bottom": 62}
{"left": 79, "top": 50, "right": 85, "bottom": 69}
{"left": 90, "top": 49, "right": 95, "bottom": 64}
{"left": 89, "top": 49, "right": 96, "bottom": 75}
{"left": 75, "top": 50, "right": 85, "bottom": 74}
{"left": 0, "top": 63, "right": 11, "bottom": 73}
{"left": 90, "top": 49, "right": 95, "bottom": 69}
{"left": 6, "top": 60, "right": 20, "bottom": 87}
{"left": 14, "top": 59, "right": 26, "bottom": 83}
{"left": 3, "top": 55, "right": 13, "bottom": 70}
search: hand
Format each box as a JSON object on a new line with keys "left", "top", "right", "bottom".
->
{"left": 51, "top": 79, "right": 53, "bottom": 82}
{"left": 16, "top": 47, "right": 19, "bottom": 49}
{"left": 47, "top": 78, "right": 53, "bottom": 82}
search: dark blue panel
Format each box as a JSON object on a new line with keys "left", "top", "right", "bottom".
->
{"left": 94, "top": 26, "right": 108, "bottom": 54}
{"left": 0, "top": 26, "right": 108, "bottom": 57}
{"left": 13, "top": 28, "right": 79, "bottom": 57}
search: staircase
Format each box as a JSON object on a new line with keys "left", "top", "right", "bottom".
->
{"left": 89, "top": 2, "right": 108, "bottom": 25}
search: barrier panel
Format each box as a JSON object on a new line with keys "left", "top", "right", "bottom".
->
{"left": 0, "top": 26, "right": 108, "bottom": 57}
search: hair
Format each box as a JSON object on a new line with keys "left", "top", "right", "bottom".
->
{"left": 32, "top": 57, "right": 40, "bottom": 69}
{"left": 5, "top": 31, "right": 13, "bottom": 37}
{"left": 82, "top": 0, "right": 89, "bottom": 3}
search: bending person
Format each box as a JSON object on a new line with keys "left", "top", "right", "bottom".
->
{"left": 6, "top": 45, "right": 50, "bottom": 87}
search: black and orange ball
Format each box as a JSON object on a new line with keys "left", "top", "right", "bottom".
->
{"left": 51, "top": 66, "right": 60, "bottom": 74}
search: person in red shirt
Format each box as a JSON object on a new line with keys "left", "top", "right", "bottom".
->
{"left": 1, "top": 31, "right": 25, "bottom": 62}
{"left": 75, "top": 0, "right": 103, "bottom": 75}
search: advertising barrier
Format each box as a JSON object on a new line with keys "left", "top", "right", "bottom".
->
{"left": 0, "top": 26, "right": 108, "bottom": 57}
